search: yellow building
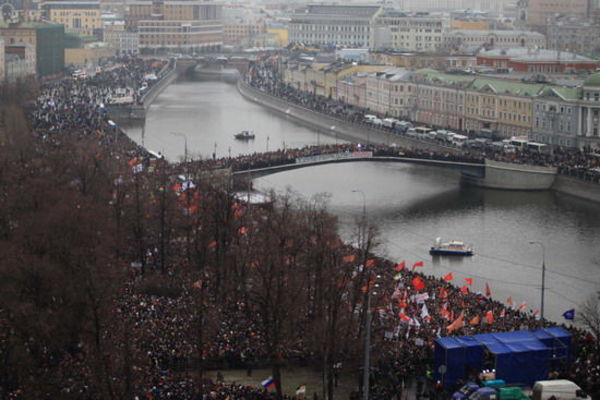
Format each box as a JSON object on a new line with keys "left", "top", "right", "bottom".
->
{"left": 450, "top": 20, "right": 489, "bottom": 30}
{"left": 44, "top": 0, "right": 102, "bottom": 36}
{"left": 65, "top": 42, "right": 113, "bottom": 66}
{"left": 266, "top": 27, "right": 288, "bottom": 47}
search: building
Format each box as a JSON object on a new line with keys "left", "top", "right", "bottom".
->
{"left": 223, "top": 18, "right": 265, "bottom": 44}
{"left": 532, "top": 86, "right": 580, "bottom": 147}
{"left": 477, "top": 48, "right": 600, "bottom": 73}
{"left": 336, "top": 72, "right": 368, "bottom": 109}
{"left": 0, "top": 37, "right": 5, "bottom": 81}
{"left": 289, "top": 4, "right": 383, "bottom": 49}
{"left": 579, "top": 73, "right": 600, "bottom": 146}
{"left": 525, "top": 0, "right": 589, "bottom": 27}
{"left": 127, "top": 0, "right": 222, "bottom": 53}
{"left": 370, "top": 50, "right": 476, "bottom": 70}
{"left": 42, "top": 0, "right": 102, "bottom": 36}
{"left": 4, "top": 42, "right": 35, "bottom": 81}
{"left": 444, "top": 29, "right": 545, "bottom": 51}
{"left": 545, "top": 16, "right": 600, "bottom": 55}
{"left": 0, "top": 21, "right": 64, "bottom": 76}
{"left": 397, "top": 0, "right": 512, "bottom": 15}
{"left": 65, "top": 41, "right": 112, "bottom": 65}
{"left": 376, "top": 11, "right": 447, "bottom": 52}
{"left": 365, "top": 69, "right": 413, "bottom": 117}
{"left": 103, "top": 19, "right": 139, "bottom": 55}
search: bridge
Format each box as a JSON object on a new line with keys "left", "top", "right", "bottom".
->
{"left": 228, "top": 150, "right": 558, "bottom": 190}
{"left": 231, "top": 152, "right": 486, "bottom": 181}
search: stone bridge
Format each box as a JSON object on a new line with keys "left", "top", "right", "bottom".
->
{"left": 230, "top": 152, "right": 558, "bottom": 190}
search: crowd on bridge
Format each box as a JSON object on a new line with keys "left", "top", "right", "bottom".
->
{"left": 246, "top": 58, "right": 600, "bottom": 184}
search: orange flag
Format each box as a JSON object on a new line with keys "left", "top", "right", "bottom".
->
{"left": 366, "top": 259, "right": 376, "bottom": 268}
{"left": 395, "top": 261, "right": 406, "bottom": 271}
{"left": 485, "top": 310, "right": 494, "bottom": 324}
{"left": 412, "top": 276, "right": 426, "bottom": 291}
{"left": 447, "top": 312, "right": 464, "bottom": 332}
{"left": 516, "top": 301, "right": 528, "bottom": 311}
{"left": 343, "top": 254, "right": 357, "bottom": 263}
{"left": 485, "top": 282, "right": 492, "bottom": 297}
{"left": 469, "top": 315, "right": 480, "bottom": 326}
{"left": 464, "top": 278, "right": 473, "bottom": 286}
{"left": 460, "top": 285, "right": 469, "bottom": 295}
{"left": 399, "top": 312, "right": 411, "bottom": 322}
{"left": 444, "top": 273, "right": 454, "bottom": 281}
{"left": 506, "top": 297, "right": 514, "bottom": 308}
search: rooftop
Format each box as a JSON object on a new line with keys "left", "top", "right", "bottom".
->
{"left": 479, "top": 48, "right": 597, "bottom": 63}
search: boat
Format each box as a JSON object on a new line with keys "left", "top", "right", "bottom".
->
{"left": 429, "top": 237, "right": 473, "bottom": 256}
{"left": 235, "top": 130, "right": 255, "bottom": 140}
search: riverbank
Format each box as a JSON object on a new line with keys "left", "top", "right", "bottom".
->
{"left": 238, "top": 80, "right": 600, "bottom": 203}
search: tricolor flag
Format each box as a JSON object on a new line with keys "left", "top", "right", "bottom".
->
{"left": 261, "top": 377, "right": 276, "bottom": 388}
{"left": 562, "top": 309, "right": 575, "bottom": 320}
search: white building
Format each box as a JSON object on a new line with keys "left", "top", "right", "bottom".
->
{"left": 103, "top": 23, "right": 139, "bottom": 55}
{"left": 397, "top": 0, "right": 512, "bottom": 15}
{"left": 4, "top": 43, "right": 36, "bottom": 82}
{"left": 289, "top": 4, "right": 383, "bottom": 49}
{"left": 376, "top": 11, "right": 448, "bottom": 52}
{"left": 444, "top": 29, "right": 546, "bottom": 51}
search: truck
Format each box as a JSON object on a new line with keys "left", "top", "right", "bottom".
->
{"left": 531, "top": 380, "right": 589, "bottom": 400}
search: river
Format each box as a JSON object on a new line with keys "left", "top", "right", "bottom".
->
{"left": 124, "top": 78, "right": 600, "bottom": 323}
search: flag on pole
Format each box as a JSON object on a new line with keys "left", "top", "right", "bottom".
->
{"left": 460, "top": 285, "right": 469, "bottom": 295}
{"left": 444, "top": 273, "right": 454, "bottom": 281}
{"left": 506, "top": 297, "right": 514, "bottom": 308}
{"left": 485, "top": 282, "right": 492, "bottom": 297}
{"left": 562, "top": 309, "right": 575, "bottom": 320}
{"left": 412, "top": 261, "right": 424, "bottom": 270}
{"left": 446, "top": 312, "right": 464, "bottom": 332}
{"left": 412, "top": 276, "right": 426, "bottom": 291}
{"left": 395, "top": 261, "right": 406, "bottom": 271}
{"left": 484, "top": 310, "right": 494, "bottom": 324}
{"left": 516, "top": 301, "right": 528, "bottom": 311}
{"left": 464, "top": 278, "right": 473, "bottom": 286}
{"left": 296, "top": 385, "right": 306, "bottom": 396}
{"left": 261, "top": 377, "right": 276, "bottom": 388}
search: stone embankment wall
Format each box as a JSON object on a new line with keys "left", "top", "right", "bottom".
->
{"left": 237, "top": 80, "right": 460, "bottom": 154}
{"left": 552, "top": 175, "right": 600, "bottom": 203}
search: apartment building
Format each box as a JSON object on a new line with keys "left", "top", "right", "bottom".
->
{"left": 579, "top": 73, "right": 600, "bottom": 146}
{"left": 444, "top": 29, "right": 545, "bottom": 51}
{"left": 42, "top": 0, "right": 102, "bottom": 36}
{"left": 365, "top": 69, "right": 413, "bottom": 117}
{"left": 525, "top": 0, "right": 589, "bottom": 26}
{"left": 532, "top": 87, "right": 581, "bottom": 147}
{"left": 545, "top": 16, "right": 600, "bottom": 55}
{"left": 377, "top": 11, "right": 447, "bottom": 52}
{"left": 289, "top": 4, "right": 383, "bottom": 49}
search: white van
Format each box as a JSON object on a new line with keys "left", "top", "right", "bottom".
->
{"left": 532, "top": 380, "right": 588, "bottom": 400}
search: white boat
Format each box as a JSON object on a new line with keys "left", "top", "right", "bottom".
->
{"left": 430, "top": 237, "right": 473, "bottom": 256}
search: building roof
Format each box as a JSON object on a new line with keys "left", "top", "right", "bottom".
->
{"left": 584, "top": 72, "right": 600, "bottom": 87}
{"left": 296, "top": 4, "right": 381, "bottom": 18}
{"left": 479, "top": 47, "right": 596, "bottom": 63}
{"left": 451, "top": 29, "right": 544, "bottom": 38}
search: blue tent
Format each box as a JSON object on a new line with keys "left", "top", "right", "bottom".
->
{"left": 434, "top": 328, "right": 571, "bottom": 387}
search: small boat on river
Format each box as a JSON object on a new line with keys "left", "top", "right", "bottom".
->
{"left": 430, "top": 237, "right": 473, "bottom": 256}
{"left": 235, "top": 130, "right": 255, "bottom": 140}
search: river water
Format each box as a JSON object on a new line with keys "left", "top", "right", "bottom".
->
{"left": 124, "top": 78, "right": 600, "bottom": 323}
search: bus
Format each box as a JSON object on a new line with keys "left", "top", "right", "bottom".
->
{"left": 509, "top": 136, "right": 528, "bottom": 150}
{"left": 526, "top": 142, "right": 551, "bottom": 154}
{"left": 414, "top": 127, "right": 432, "bottom": 136}
{"left": 451, "top": 134, "right": 469, "bottom": 147}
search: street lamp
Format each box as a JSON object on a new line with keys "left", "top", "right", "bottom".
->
{"left": 352, "top": 189, "right": 370, "bottom": 400}
{"left": 170, "top": 132, "right": 188, "bottom": 164}
{"left": 529, "top": 241, "right": 546, "bottom": 328}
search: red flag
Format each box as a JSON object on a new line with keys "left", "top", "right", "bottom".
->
{"left": 444, "top": 273, "right": 454, "bottom": 281}
{"left": 207, "top": 240, "right": 217, "bottom": 249}
{"left": 399, "top": 312, "right": 410, "bottom": 322}
{"left": 464, "top": 278, "right": 473, "bottom": 286}
{"left": 343, "top": 254, "right": 357, "bottom": 263}
{"left": 412, "top": 261, "right": 424, "bottom": 270}
{"left": 366, "top": 259, "right": 376, "bottom": 268}
{"left": 485, "top": 282, "right": 492, "bottom": 297}
{"left": 516, "top": 301, "right": 528, "bottom": 311}
{"left": 412, "top": 276, "right": 426, "bottom": 291}
{"left": 460, "top": 285, "right": 469, "bottom": 295}
{"left": 446, "top": 312, "right": 464, "bottom": 332}
{"left": 506, "top": 297, "right": 514, "bottom": 307}
{"left": 439, "top": 288, "right": 448, "bottom": 300}
{"left": 395, "top": 261, "right": 406, "bottom": 271}
{"left": 469, "top": 315, "right": 480, "bottom": 326}
{"left": 485, "top": 310, "right": 494, "bottom": 324}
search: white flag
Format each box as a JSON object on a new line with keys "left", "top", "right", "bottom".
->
{"left": 421, "top": 304, "right": 430, "bottom": 320}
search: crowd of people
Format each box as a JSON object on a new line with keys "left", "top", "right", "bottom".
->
{"left": 1, "top": 57, "right": 599, "bottom": 400}
{"left": 246, "top": 58, "right": 600, "bottom": 184}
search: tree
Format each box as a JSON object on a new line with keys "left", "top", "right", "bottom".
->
{"left": 577, "top": 293, "right": 600, "bottom": 350}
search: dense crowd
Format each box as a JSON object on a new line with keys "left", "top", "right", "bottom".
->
{"left": 1, "top": 57, "right": 599, "bottom": 400}
{"left": 246, "top": 58, "right": 600, "bottom": 184}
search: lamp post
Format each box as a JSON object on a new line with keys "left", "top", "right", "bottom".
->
{"left": 529, "top": 241, "right": 546, "bottom": 328}
{"left": 352, "top": 189, "right": 370, "bottom": 400}
{"left": 171, "top": 132, "right": 188, "bottom": 163}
